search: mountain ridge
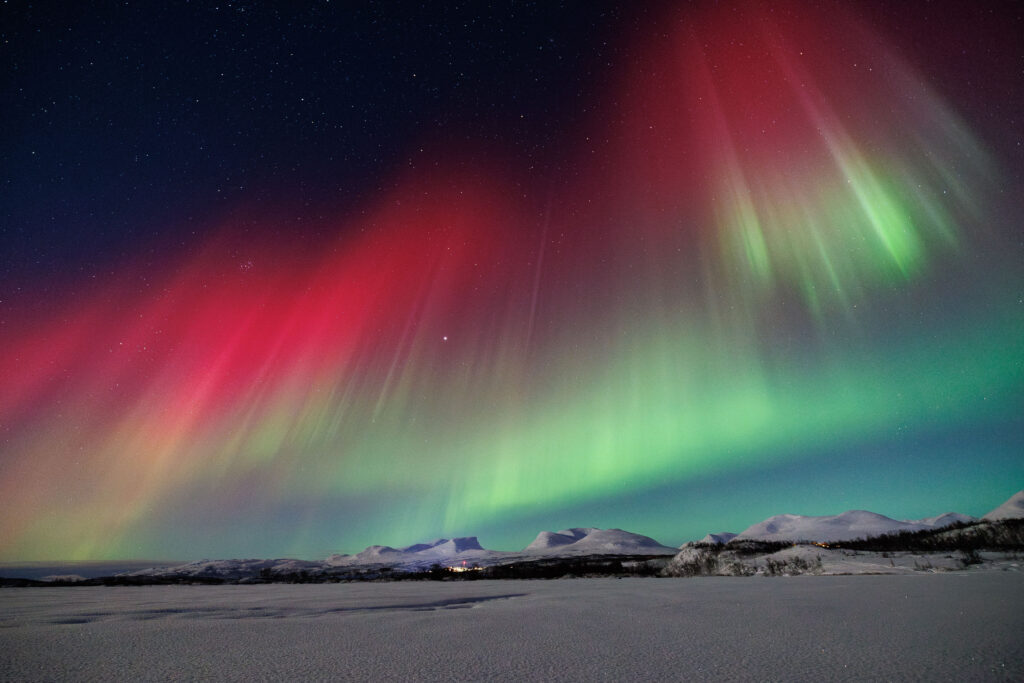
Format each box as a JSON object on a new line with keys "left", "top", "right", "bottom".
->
{"left": 110, "top": 489, "right": 1023, "bottom": 579}
{"left": 731, "top": 509, "right": 977, "bottom": 543}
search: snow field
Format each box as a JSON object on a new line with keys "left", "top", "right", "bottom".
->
{"left": 2, "top": 574, "right": 1022, "bottom": 681}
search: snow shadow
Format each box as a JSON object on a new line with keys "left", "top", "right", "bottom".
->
{"left": 45, "top": 593, "right": 529, "bottom": 625}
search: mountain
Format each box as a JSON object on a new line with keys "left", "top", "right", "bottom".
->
{"left": 126, "top": 557, "right": 324, "bottom": 580}
{"left": 325, "top": 528, "right": 677, "bottom": 571}
{"left": 110, "top": 492, "right": 1021, "bottom": 581}
{"left": 325, "top": 537, "right": 502, "bottom": 571}
{"left": 733, "top": 509, "right": 974, "bottom": 543}
{"left": 914, "top": 512, "right": 975, "bottom": 527}
{"left": 398, "top": 537, "right": 485, "bottom": 553}
{"left": 983, "top": 490, "right": 1024, "bottom": 521}
{"left": 698, "top": 532, "right": 738, "bottom": 545}
{"left": 524, "top": 528, "right": 677, "bottom": 555}
{"left": 326, "top": 545, "right": 402, "bottom": 565}
{"left": 525, "top": 528, "right": 596, "bottom": 550}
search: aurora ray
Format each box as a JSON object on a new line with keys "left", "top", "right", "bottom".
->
{"left": 0, "top": 1, "right": 1020, "bottom": 561}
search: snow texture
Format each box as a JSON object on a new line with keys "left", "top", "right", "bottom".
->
{"left": 2, "top": 575, "right": 1021, "bottom": 681}
{"left": 984, "top": 490, "right": 1024, "bottom": 521}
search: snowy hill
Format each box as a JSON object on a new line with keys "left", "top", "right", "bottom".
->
{"left": 914, "top": 512, "right": 976, "bottom": 528}
{"left": 326, "top": 545, "right": 402, "bottom": 565}
{"left": 324, "top": 529, "right": 677, "bottom": 572}
{"left": 325, "top": 537, "right": 508, "bottom": 571}
{"left": 125, "top": 544, "right": 507, "bottom": 579}
{"left": 698, "top": 532, "right": 738, "bottom": 545}
{"left": 983, "top": 490, "right": 1024, "bottom": 521}
{"left": 525, "top": 528, "right": 596, "bottom": 550}
{"left": 126, "top": 557, "right": 324, "bottom": 580}
{"left": 398, "top": 537, "right": 485, "bottom": 553}
{"left": 733, "top": 509, "right": 974, "bottom": 543}
{"left": 525, "top": 528, "right": 677, "bottom": 555}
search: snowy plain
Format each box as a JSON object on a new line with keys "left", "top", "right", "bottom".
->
{"left": 2, "top": 574, "right": 1022, "bottom": 681}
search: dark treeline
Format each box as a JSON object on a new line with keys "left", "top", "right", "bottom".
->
{"left": 684, "top": 519, "right": 1024, "bottom": 555}
{"left": 0, "top": 575, "right": 227, "bottom": 587}
{"left": 475, "top": 555, "right": 667, "bottom": 580}
{"left": 345, "top": 555, "right": 670, "bottom": 581}
{"left": 0, "top": 555, "right": 672, "bottom": 586}
{"left": 828, "top": 519, "right": 1024, "bottom": 552}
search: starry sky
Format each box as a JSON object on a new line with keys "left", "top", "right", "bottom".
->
{"left": 1, "top": 0, "right": 1021, "bottom": 562}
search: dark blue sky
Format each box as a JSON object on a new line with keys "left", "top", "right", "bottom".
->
{"left": 4, "top": 1, "right": 1020, "bottom": 289}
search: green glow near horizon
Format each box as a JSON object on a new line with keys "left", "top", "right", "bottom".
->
{"left": 2, "top": 4, "right": 1019, "bottom": 564}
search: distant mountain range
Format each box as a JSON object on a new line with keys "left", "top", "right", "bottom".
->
{"left": 116, "top": 528, "right": 677, "bottom": 580}
{"left": 86, "top": 489, "right": 1024, "bottom": 580}
{"left": 717, "top": 490, "right": 1022, "bottom": 544}
{"left": 727, "top": 510, "right": 976, "bottom": 544}
{"left": 319, "top": 528, "right": 679, "bottom": 574}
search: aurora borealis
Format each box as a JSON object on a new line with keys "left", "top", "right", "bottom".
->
{"left": 2, "top": 1, "right": 1021, "bottom": 562}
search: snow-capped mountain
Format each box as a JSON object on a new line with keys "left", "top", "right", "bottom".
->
{"left": 325, "top": 536, "right": 503, "bottom": 570}
{"left": 121, "top": 528, "right": 678, "bottom": 579}
{"left": 325, "top": 528, "right": 678, "bottom": 572}
{"left": 982, "top": 490, "right": 1024, "bottom": 521}
{"left": 732, "top": 509, "right": 974, "bottom": 543}
{"left": 914, "top": 512, "right": 976, "bottom": 528}
{"left": 698, "top": 532, "right": 738, "bottom": 545}
{"left": 525, "top": 528, "right": 677, "bottom": 555}
{"left": 113, "top": 491, "right": 1022, "bottom": 581}
{"left": 326, "top": 545, "right": 402, "bottom": 565}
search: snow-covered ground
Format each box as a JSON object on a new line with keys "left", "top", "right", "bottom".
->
{"left": 2, "top": 575, "right": 1021, "bottom": 681}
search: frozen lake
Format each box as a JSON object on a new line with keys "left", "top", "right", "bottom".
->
{"left": 2, "top": 574, "right": 1022, "bottom": 681}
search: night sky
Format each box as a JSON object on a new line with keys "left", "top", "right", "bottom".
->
{"left": 2, "top": 1, "right": 1021, "bottom": 562}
